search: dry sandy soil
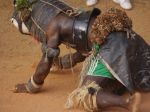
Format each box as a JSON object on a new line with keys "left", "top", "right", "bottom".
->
{"left": 0, "top": 0, "right": 150, "bottom": 112}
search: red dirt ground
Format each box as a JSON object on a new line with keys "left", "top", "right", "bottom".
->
{"left": 0, "top": 0, "right": 150, "bottom": 112}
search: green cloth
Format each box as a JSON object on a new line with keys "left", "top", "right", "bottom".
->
{"left": 16, "top": 0, "right": 31, "bottom": 10}
{"left": 87, "top": 44, "right": 114, "bottom": 79}
{"left": 94, "top": 44, "right": 100, "bottom": 54}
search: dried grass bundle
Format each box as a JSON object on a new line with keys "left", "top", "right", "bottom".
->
{"left": 91, "top": 8, "right": 132, "bottom": 40}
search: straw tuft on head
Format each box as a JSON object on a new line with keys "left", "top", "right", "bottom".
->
{"left": 91, "top": 8, "right": 132, "bottom": 41}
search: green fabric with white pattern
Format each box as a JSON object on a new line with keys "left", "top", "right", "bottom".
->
{"left": 87, "top": 44, "right": 114, "bottom": 79}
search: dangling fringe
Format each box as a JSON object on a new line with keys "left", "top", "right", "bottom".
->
{"left": 78, "top": 54, "right": 94, "bottom": 87}
{"left": 65, "top": 81, "right": 101, "bottom": 112}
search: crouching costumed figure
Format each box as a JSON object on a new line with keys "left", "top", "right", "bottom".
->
{"left": 65, "top": 8, "right": 150, "bottom": 112}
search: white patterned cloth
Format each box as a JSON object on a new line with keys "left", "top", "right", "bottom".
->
{"left": 86, "top": 0, "right": 98, "bottom": 6}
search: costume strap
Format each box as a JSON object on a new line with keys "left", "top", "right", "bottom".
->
{"left": 26, "top": 76, "right": 43, "bottom": 93}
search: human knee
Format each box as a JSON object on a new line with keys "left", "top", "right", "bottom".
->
{"left": 41, "top": 45, "right": 60, "bottom": 58}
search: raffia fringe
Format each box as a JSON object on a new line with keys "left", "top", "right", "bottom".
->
{"left": 78, "top": 54, "right": 94, "bottom": 87}
{"left": 65, "top": 81, "right": 101, "bottom": 112}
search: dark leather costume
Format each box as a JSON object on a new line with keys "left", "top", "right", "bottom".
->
{"left": 73, "top": 8, "right": 100, "bottom": 52}
{"left": 56, "top": 8, "right": 101, "bottom": 69}
{"left": 29, "top": 0, "right": 100, "bottom": 56}
{"left": 60, "top": 31, "right": 150, "bottom": 93}
{"left": 98, "top": 31, "right": 150, "bottom": 92}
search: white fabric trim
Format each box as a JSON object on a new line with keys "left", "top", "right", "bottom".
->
{"left": 31, "top": 76, "right": 42, "bottom": 88}
{"left": 25, "top": 84, "right": 31, "bottom": 92}
{"left": 101, "top": 57, "right": 125, "bottom": 86}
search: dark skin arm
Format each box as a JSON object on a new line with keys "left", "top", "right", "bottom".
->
{"left": 13, "top": 29, "right": 60, "bottom": 93}
{"left": 33, "top": 54, "right": 53, "bottom": 84}
{"left": 33, "top": 30, "right": 60, "bottom": 84}
{"left": 13, "top": 53, "right": 53, "bottom": 93}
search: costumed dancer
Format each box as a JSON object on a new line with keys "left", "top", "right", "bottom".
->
{"left": 65, "top": 8, "right": 150, "bottom": 112}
